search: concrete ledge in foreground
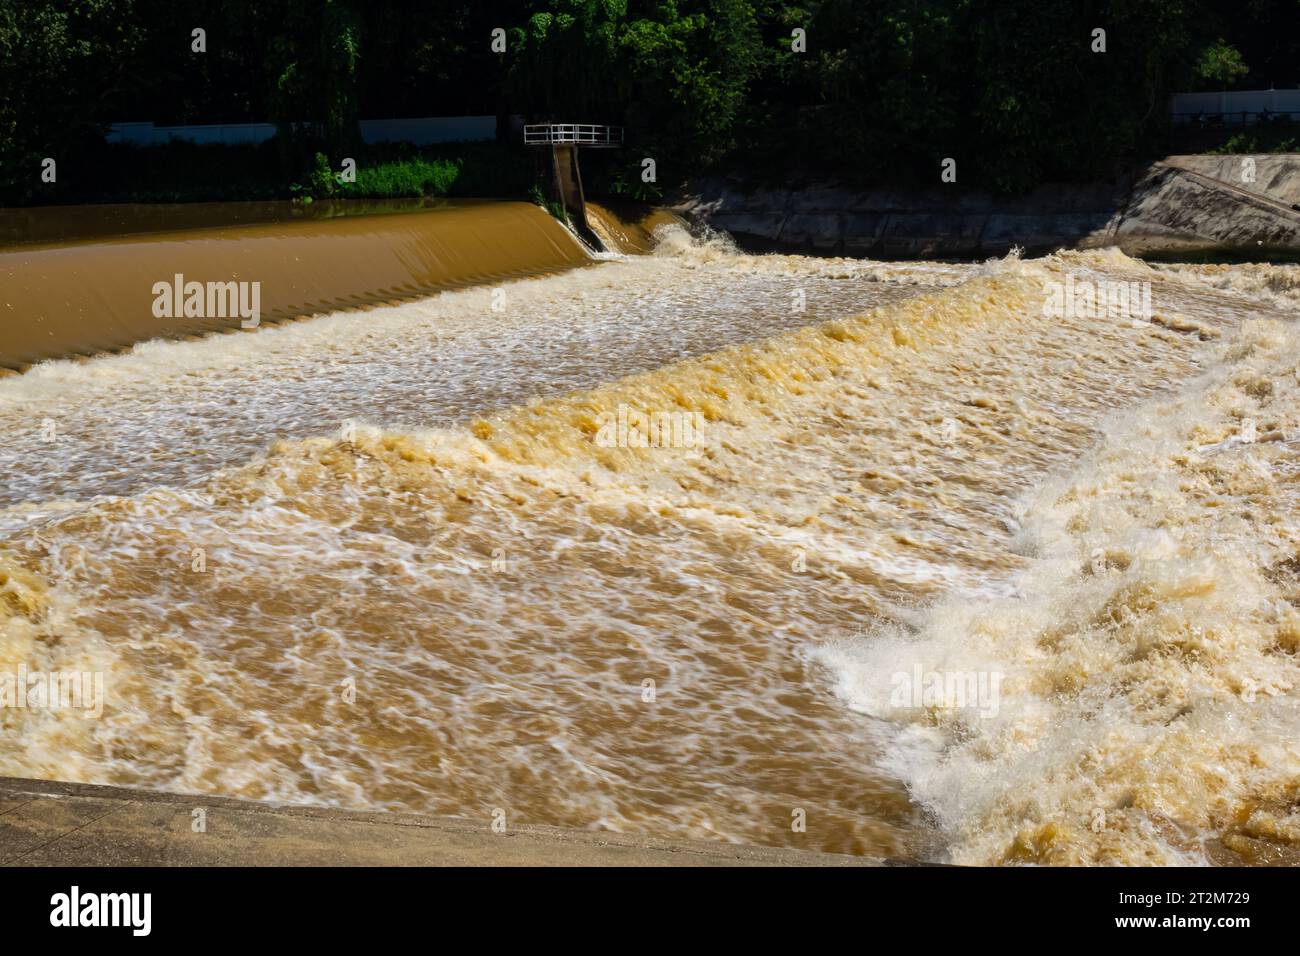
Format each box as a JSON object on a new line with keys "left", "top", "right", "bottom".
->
{"left": 0, "top": 777, "right": 880, "bottom": 867}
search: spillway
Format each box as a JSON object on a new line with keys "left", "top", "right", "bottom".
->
{"left": 2, "top": 204, "right": 1299, "bottom": 865}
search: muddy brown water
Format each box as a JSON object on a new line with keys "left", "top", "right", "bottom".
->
{"left": 2, "top": 205, "right": 1299, "bottom": 865}
{"left": 0, "top": 200, "right": 588, "bottom": 370}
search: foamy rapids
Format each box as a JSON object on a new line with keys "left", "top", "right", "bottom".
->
{"left": 2, "top": 225, "right": 1298, "bottom": 864}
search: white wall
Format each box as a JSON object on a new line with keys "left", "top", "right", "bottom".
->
{"left": 107, "top": 116, "right": 506, "bottom": 146}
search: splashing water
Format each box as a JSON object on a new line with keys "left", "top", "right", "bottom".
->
{"left": 1, "top": 224, "right": 1297, "bottom": 863}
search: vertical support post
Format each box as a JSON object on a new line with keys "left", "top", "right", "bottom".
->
{"left": 549, "top": 144, "right": 603, "bottom": 250}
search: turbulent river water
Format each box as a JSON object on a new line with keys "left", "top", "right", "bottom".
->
{"left": 2, "top": 220, "right": 1299, "bottom": 865}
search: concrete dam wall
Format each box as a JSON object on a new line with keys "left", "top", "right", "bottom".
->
{"left": 0, "top": 201, "right": 590, "bottom": 371}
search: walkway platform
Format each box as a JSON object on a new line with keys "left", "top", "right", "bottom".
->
{"left": 524, "top": 123, "right": 625, "bottom": 252}
{"left": 523, "top": 123, "right": 624, "bottom": 147}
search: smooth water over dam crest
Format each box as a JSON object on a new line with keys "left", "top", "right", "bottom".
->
{"left": 0, "top": 200, "right": 590, "bottom": 370}
{"left": 2, "top": 203, "right": 1299, "bottom": 865}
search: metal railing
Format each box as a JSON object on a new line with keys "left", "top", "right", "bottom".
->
{"left": 524, "top": 123, "right": 624, "bottom": 147}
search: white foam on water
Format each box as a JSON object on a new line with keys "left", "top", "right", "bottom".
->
{"left": 2, "top": 233, "right": 1295, "bottom": 862}
{"left": 816, "top": 315, "right": 1300, "bottom": 864}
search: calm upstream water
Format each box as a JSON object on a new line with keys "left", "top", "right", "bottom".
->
{"left": 2, "top": 212, "right": 1299, "bottom": 865}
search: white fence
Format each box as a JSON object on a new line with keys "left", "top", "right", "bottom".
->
{"left": 107, "top": 115, "right": 509, "bottom": 147}
{"left": 1170, "top": 89, "right": 1300, "bottom": 126}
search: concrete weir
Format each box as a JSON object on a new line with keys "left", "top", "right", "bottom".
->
{"left": 0, "top": 200, "right": 589, "bottom": 371}
{"left": 0, "top": 777, "right": 875, "bottom": 867}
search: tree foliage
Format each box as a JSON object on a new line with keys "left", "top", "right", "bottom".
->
{"left": 1, "top": 0, "right": 1295, "bottom": 202}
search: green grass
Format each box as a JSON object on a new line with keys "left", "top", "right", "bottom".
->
{"left": 335, "top": 156, "right": 460, "bottom": 198}
{"left": 308, "top": 142, "right": 534, "bottom": 200}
